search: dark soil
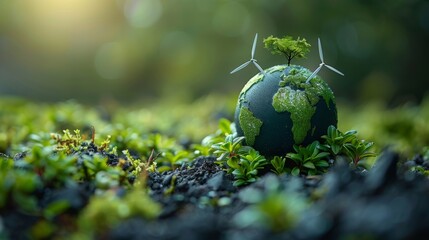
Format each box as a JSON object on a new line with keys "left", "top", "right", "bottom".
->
{"left": 112, "top": 151, "right": 429, "bottom": 240}
{"left": 4, "top": 148, "right": 429, "bottom": 239}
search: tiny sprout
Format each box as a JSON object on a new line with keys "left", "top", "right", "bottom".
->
{"left": 91, "top": 125, "right": 95, "bottom": 143}
{"left": 230, "top": 33, "right": 265, "bottom": 75}
{"left": 147, "top": 149, "right": 159, "bottom": 165}
{"left": 263, "top": 35, "right": 311, "bottom": 66}
{"left": 306, "top": 38, "right": 344, "bottom": 83}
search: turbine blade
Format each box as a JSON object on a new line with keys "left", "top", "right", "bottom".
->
{"left": 230, "top": 61, "right": 251, "bottom": 74}
{"left": 251, "top": 33, "right": 258, "bottom": 59}
{"left": 253, "top": 61, "right": 264, "bottom": 74}
{"left": 306, "top": 65, "right": 323, "bottom": 83}
{"left": 318, "top": 38, "right": 324, "bottom": 63}
{"left": 325, "top": 64, "right": 345, "bottom": 76}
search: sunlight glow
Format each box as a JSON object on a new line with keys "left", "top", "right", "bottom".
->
{"left": 11, "top": 0, "right": 119, "bottom": 55}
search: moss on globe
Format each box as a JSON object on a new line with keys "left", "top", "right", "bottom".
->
{"left": 234, "top": 65, "right": 337, "bottom": 157}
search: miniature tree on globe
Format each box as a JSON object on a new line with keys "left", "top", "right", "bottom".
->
{"left": 263, "top": 36, "right": 311, "bottom": 65}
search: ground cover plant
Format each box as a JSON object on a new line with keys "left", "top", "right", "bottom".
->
{"left": 1, "top": 96, "right": 429, "bottom": 239}
{"left": 1, "top": 35, "right": 429, "bottom": 239}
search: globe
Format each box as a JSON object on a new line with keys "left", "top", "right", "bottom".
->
{"left": 234, "top": 64, "right": 337, "bottom": 157}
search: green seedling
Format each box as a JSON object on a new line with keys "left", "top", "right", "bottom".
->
{"left": 99, "top": 135, "right": 112, "bottom": 152}
{"left": 233, "top": 175, "right": 307, "bottom": 231}
{"left": 270, "top": 156, "right": 287, "bottom": 175}
{"left": 163, "top": 174, "right": 177, "bottom": 195}
{"left": 210, "top": 129, "right": 269, "bottom": 186}
{"left": 158, "top": 150, "right": 191, "bottom": 172}
{"left": 423, "top": 147, "right": 429, "bottom": 161}
{"left": 321, "top": 125, "right": 358, "bottom": 155}
{"left": 25, "top": 145, "right": 77, "bottom": 187}
{"left": 232, "top": 148, "right": 268, "bottom": 186}
{"left": 81, "top": 154, "right": 110, "bottom": 180}
{"left": 124, "top": 148, "right": 158, "bottom": 174}
{"left": 77, "top": 189, "right": 161, "bottom": 237}
{"left": 51, "top": 129, "right": 83, "bottom": 154}
{"left": 148, "top": 133, "right": 179, "bottom": 153}
{"left": 286, "top": 141, "right": 330, "bottom": 176}
{"left": 197, "top": 118, "right": 235, "bottom": 154}
{"left": 343, "top": 138, "right": 377, "bottom": 167}
{"left": 0, "top": 161, "right": 41, "bottom": 213}
{"left": 320, "top": 125, "right": 376, "bottom": 167}
{"left": 211, "top": 134, "right": 249, "bottom": 168}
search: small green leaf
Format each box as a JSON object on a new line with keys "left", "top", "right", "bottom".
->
{"left": 344, "top": 130, "right": 357, "bottom": 136}
{"left": 291, "top": 167, "right": 300, "bottom": 176}
{"left": 286, "top": 153, "right": 302, "bottom": 162}
{"left": 218, "top": 118, "right": 232, "bottom": 135}
{"left": 232, "top": 169, "right": 244, "bottom": 177}
{"left": 303, "top": 162, "right": 315, "bottom": 169}
{"left": 331, "top": 145, "right": 341, "bottom": 155}
{"left": 227, "top": 158, "right": 240, "bottom": 169}
{"left": 315, "top": 152, "right": 330, "bottom": 159}
{"left": 360, "top": 152, "right": 377, "bottom": 159}
{"left": 44, "top": 200, "right": 70, "bottom": 219}
{"left": 248, "top": 169, "right": 258, "bottom": 176}
{"left": 247, "top": 177, "right": 256, "bottom": 183}
{"left": 233, "top": 179, "right": 247, "bottom": 187}
{"left": 157, "top": 166, "right": 171, "bottom": 172}
{"left": 315, "top": 160, "right": 329, "bottom": 167}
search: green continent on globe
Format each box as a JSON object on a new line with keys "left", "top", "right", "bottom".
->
{"left": 272, "top": 67, "right": 335, "bottom": 144}
{"left": 237, "top": 65, "right": 287, "bottom": 108}
{"left": 272, "top": 87, "right": 315, "bottom": 144}
{"left": 238, "top": 73, "right": 264, "bottom": 103}
{"left": 238, "top": 107, "right": 263, "bottom": 145}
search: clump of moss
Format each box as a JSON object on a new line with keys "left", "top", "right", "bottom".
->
{"left": 0, "top": 95, "right": 428, "bottom": 238}
{"left": 76, "top": 189, "right": 161, "bottom": 237}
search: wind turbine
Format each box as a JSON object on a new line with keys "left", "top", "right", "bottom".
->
{"left": 306, "top": 38, "right": 344, "bottom": 83}
{"left": 230, "top": 33, "right": 264, "bottom": 75}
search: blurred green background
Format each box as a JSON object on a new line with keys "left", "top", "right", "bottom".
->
{"left": 0, "top": 0, "right": 428, "bottom": 104}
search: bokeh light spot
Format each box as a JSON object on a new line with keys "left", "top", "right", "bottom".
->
{"left": 124, "top": 0, "right": 163, "bottom": 28}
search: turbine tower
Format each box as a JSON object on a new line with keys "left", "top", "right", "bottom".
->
{"left": 230, "top": 33, "right": 264, "bottom": 75}
{"left": 306, "top": 38, "right": 344, "bottom": 83}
